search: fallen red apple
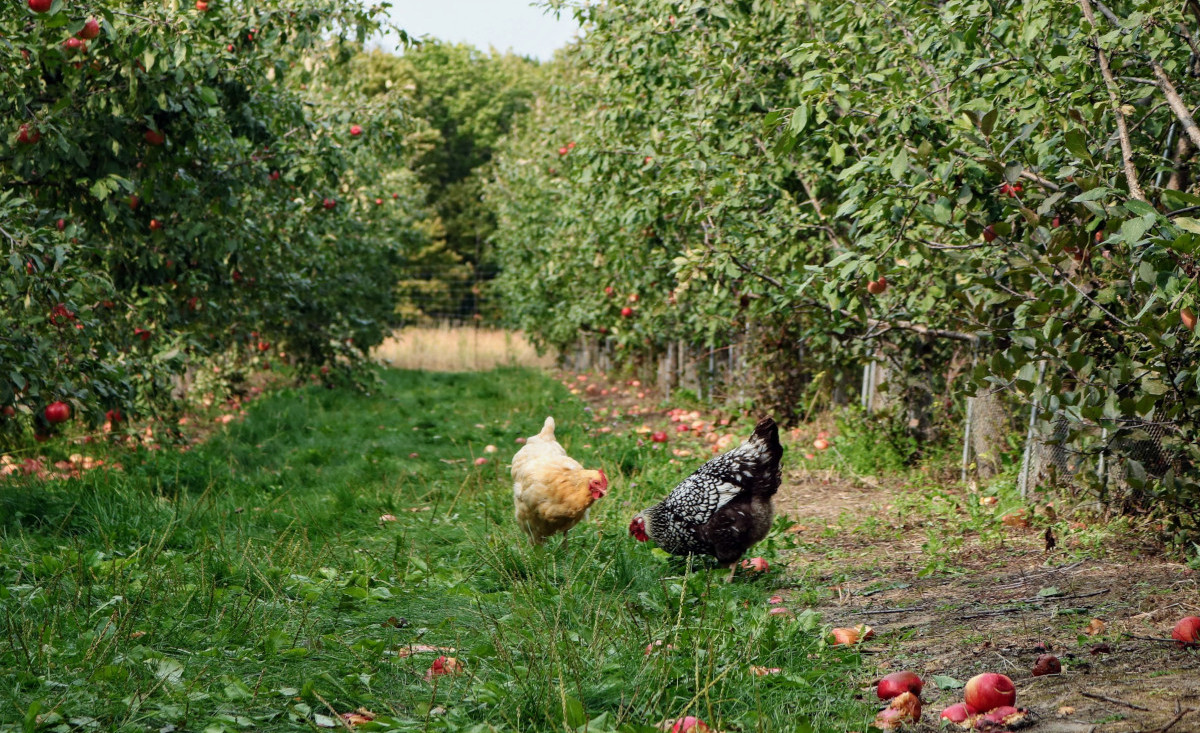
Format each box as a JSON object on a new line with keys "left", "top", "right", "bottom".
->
{"left": 1031, "top": 653, "right": 1061, "bottom": 676}
{"left": 740, "top": 557, "right": 768, "bottom": 573}
{"left": 350, "top": 124, "right": 363, "bottom": 137}
{"left": 424, "top": 656, "right": 462, "bottom": 680}
{"left": 474, "top": 457, "right": 488, "bottom": 466}
{"left": 963, "top": 673, "right": 1016, "bottom": 715}
{"left": 675, "top": 424, "right": 690, "bottom": 432}
{"left": 379, "top": 514, "right": 398, "bottom": 523}
{"left": 650, "top": 431, "right": 668, "bottom": 443}
{"left": 558, "top": 146, "right": 569, "bottom": 155}
{"left": 877, "top": 671, "right": 923, "bottom": 700}
{"left": 830, "top": 626, "right": 872, "bottom": 645}
{"left": 939, "top": 703, "right": 971, "bottom": 725}
{"left": 874, "top": 691, "right": 921, "bottom": 730}
{"left": 44, "top": 401, "right": 71, "bottom": 424}
{"left": 813, "top": 438, "right": 829, "bottom": 451}
{"left": 669, "top": 717, "right": 710, "bottom": 733}
{"left": 978, "top": 706, "right": 1027, "bottom": 728}
{"left": 105, "top": 409, "right": 123, "bottom": 423}
{"left": 1172, "top": 616, "right": 1200, "bottom": 648}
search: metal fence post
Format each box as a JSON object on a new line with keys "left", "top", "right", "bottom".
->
{"left": 1017, "top": 362, "right": 1047, "bottom": 499}
{"left": 961, "top": 396, "right": 974, "bottom": 484}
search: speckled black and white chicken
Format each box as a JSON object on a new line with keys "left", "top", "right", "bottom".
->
{"left": 628, "top": 417, "right": 782, "bottom": 579}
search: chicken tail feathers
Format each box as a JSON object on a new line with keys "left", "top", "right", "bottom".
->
{"left": 538, "top": 416, "right": 556, "bottom": 440}
{"left": 747, "top": 417, "right": 783, "bottom": 497}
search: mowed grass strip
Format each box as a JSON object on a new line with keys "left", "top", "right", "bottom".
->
{"left": 1, "top": 369, "right": 869, "bottom": 732}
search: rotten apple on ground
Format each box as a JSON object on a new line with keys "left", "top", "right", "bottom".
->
{"left": 740, "top": 557, "right": 768, "bottom": 573}
{"left": 877, "top": 671, "right": 923, "bottom": 700}
{"left": 963, "top": 672, "right": 1015, "bottom": 714}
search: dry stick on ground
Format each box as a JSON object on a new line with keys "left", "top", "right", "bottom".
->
{"left": 1081, "top": 690, "right": 1151, "bottom": 712}
{"left": 1156, "top": 707, "right": 1196, "bottom": 733}
{"left": 1078, "top": 0, "right": 1147, "bottom": 201}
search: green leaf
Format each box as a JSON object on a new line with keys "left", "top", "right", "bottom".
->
{"left": 1064, "top": 128, "right": 1089, "bottom": 159}
{"left": 789, "top": 103, "right": 809, "bottom": 134}
{"left": 933, "top": 675, "right": 964, "bottom": 689}
{"left": 1175, "top": 217, "right": 1200, "bottom": 235}
{"left": 1036, "top": 586, "right": 1060, "bottom": 597}
{"left": 890, "top": 148, "right": 908, "bottom": 180}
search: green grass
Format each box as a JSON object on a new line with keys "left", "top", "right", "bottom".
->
{"left": 1, "top": 369, "right": 870, "bottom": 732}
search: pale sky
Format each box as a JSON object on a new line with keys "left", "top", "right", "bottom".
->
{"left": 384, "top": 0, "right": 582, "bottom": 61}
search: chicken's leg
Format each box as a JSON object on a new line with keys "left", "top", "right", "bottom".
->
{"left": 725, "top": 562, "right": 737, "bottom": 583}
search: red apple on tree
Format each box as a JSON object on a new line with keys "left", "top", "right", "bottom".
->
{"left": 322, "top": 197, "right": 336, "bottom": 210}
{"left": 149, "top": 219, "right": 163, "bottom": 231}
{"left": 17, "top": 123, "right": 40, "bottom": 144}
{"left": 982, "top": 224, "right": 997, "bottom": 243}
{"left": 375, "top": 198, "right": 383, "bottom": 205}
{"left": 56, "top": 218, "right": 66, "bottom": 231}
{"left": 604, "top": 286, "right": 614, "bottom": 296}
{"left": 195, "top": 1, "right": 209, "bottom": 10}
{"left": 28, "top": 0, "right": 52, "bottom": 13}
{"left": 79, "top": 18, "right": 101, "bottom": 39}
{"left": 44, "top": 401, "right": 71, "bottom": 424}
{"left": 144, "top": 129, "right": 165, "bottom": 146}
{"left": 621, "top": 306, "right": 634, "bottom": 317}
{"left": 558, "top": 146, "right": 569, "bottom": 155}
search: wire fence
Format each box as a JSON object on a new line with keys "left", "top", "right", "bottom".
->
{"left": 402, "top": 272, "right": 1186, "bottom": 504}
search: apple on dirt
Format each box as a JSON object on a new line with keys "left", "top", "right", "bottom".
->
{"left": 1172, "top": 616, "right": 1200, "bottom": 647}
{"left": 963, "top": 673, "right": 1015, "bottom": 714}
{"left": 877, "top": 671, "right": 923, "bottom": 700}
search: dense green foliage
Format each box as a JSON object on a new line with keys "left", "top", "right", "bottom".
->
{"left": 490, "top": 0, "right": 1200, "bottom": 532}
{"left": 0, "top": 370, "right": 869, "bottom": 731}
{"left": 1, "top": 0, "right": 433, "bottom": 443}
{"left": 346, "top": 43, "right": 542, "bottom": 320}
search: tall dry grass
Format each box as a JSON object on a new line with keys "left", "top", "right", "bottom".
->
{"left": 373, "top": 325, "right": 557, "bottom": 372}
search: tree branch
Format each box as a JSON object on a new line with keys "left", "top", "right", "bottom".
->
{"left": 1078, "top": 0, "right": 1146, "bottom": 201}
{"left": 1151, "top": 61, "right": 1200, "bottom": 150}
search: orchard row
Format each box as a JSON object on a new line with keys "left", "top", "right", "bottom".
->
{"left": 488, "top": 0, "right": 1200, "bottom": 533}
{"left": 1, "top": 0, "right": 441, "bottom": 444}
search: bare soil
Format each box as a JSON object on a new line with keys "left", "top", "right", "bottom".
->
{"left": 776, "top": 469, "right": 1200, "bottom": 733}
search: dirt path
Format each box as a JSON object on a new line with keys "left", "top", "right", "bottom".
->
{"left": 775, "top": 470, "right": 1200, "bottom": 732}
{"left": 560, "top": 369, "right": 1200, "bottom": 732}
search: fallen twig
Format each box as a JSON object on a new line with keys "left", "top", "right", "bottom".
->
{"left": 1012, "top": 589, "right": 1110, "bottom": 604}
{"left": 854, "top": 607, "right": 927, "bottom": 615}
{"left": 1124, "top": 633, "right": 1184, "bottom": 644}
{"left": 1081, "top": 690, "right": 1150, "bottom": 711}
{"left": 1157, "top": 707, "right": 1195, "bottom": 733}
